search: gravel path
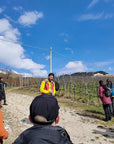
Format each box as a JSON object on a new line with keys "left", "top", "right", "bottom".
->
{"left": 1, "top": 92, "right": 114, "bottom": 144}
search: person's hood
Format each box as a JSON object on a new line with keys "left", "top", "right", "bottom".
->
{"left": 21, "top": 125, "right": 72, "bottom": 144}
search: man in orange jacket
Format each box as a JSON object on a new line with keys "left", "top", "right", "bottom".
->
{"left": 40, "top": 73, "right": 55, "bottom": 96}
{"left": 0, "top": 110, "right": 8, "bottom": 144}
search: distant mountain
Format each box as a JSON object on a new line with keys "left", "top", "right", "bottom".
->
{"left": 94, "top": 71, "right": 108, "bottom": 75}
{"left": 0, "top": 67, "right": 32, "bottom": 77}
{"left": 60, "top": 71, "right": 108, "bottom": 77}
{"left": 71, "top": 71, "right": 108, "bottom": 77}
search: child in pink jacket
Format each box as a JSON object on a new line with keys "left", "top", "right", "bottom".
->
{"left": 99, "top": 80, "right": 112, "bottom": 121}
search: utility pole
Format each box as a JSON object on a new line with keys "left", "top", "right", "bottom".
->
{"left": 92, "top": 63, "right": 94, "bottom": 76}
{"left": 50, "top": 47, "right": 52, "bottom": 73}
{"left": 93, "top": 63, "right": 94, "bottom": 73}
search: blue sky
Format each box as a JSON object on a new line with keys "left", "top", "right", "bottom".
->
{"left": 0, "top": 0, "right": 114, "bottom": 77}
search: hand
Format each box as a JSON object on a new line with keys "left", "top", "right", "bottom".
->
{"left": 52, "top": 92, "right": 54, "bottom": 96}
{"left": 49, "top": 90, "right": 54, "bottom": 96}
{"left": 49, "top": 90, "right": 53, "bottom": 94}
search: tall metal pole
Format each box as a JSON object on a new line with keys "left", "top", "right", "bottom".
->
{"left": 50, "top": 47, "right": 52, "bottom": 73}
{"left": 92, "top": 63, "right": 94, "bottom": 75}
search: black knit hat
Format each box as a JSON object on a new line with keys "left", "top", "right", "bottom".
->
{"left": 30, "top": 94, "right": 60, "bottom": 125}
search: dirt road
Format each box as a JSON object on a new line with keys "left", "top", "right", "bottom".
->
{"left": 1, "top": 92, "right": 114, "bottom": 144}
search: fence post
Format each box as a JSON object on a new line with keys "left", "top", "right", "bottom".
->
{"left": 73, "top": 86, "right": 76, "bottom": 99}
{"left": 63, "top": 74, "right": 67, "bottom": 97}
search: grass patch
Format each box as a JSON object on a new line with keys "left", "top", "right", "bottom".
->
{"left": 7, "top": 86, "right": 40, "bottom": 97}
{"left": 57, "top": 97, "right": 104, "bottom": 119}
{"left": 95, "top": 136, "right": 99, "bottom": 139}
{"left": 109, "top": 140, "right": 114, "bottom": 143}
{"left": 91, "top": 139, "right": 95, "bottom": 141}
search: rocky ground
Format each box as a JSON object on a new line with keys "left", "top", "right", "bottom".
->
{"left": 1, "top": 92, "right": 114, "bottom": 144}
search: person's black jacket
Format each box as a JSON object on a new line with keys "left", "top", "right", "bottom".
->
{"left": 0, "top": 81, "right": 4, "bottom": 92}
{"left": 0, "top": 81, "right": 5, "bottom": 100}
{"left": 12, "top": 125, "right": 73, "bottom": 144}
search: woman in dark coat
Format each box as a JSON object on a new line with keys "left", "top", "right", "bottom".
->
{"left": 0, "top": 77, "right": 7, "bottom": 106}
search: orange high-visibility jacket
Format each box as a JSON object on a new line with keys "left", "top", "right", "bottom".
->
{"left": 0, "top": 111, "right": 8, "bottom": 144}
{"left": 40, "top": 79, "right": 55, "bottom": 95}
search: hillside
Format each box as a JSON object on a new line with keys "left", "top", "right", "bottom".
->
{"left": 60, "top": 71, "right": 108, "bottom": 77}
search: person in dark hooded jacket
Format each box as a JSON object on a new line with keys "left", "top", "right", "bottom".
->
{"left": 12, "top": 94, "right": 73, "bottom": 144}
{"left": 0, "top": 77, "right": 8, "bottom": 107}
{"left": 106, "top": 79, "right": 112, "bottom": 89}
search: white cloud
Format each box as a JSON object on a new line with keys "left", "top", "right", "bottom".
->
{"left": 78, "top": 13, "right": 103, "bottom": 21}
{"left": 105, "top": 14, "right": 113, "bottom": 19}
{"left": 0, "top": 18, "right": 47, "bottom": 77}
{"left": 13, "top": 6, "right": 23, "bottom": 11}
{"left": 45, "top": 55, "right": 50, "bottom": 60}
{"left": 60, "top": 32, "right": 69, "bottom": 43}
{"left": 4, "top": 15, "right": 17, "bottom": 23}
{"left": 18, "top": 11, "right": 43, "bottom": 26}
{"left": 88, "top": 0, "right": 99, "bottom": 9}
{"left": 59, "top": 61, "right": 88, "bottom": 75}
{"left": 104, "top": 0, "right": 113, "bottom": 2}
{"left": 65, "top": 48, "right": 74, "bottom": 54}
{"left": 0, "top": 8, "right": 5, "bottom": 13}
{"left": 95, "top": 61, "right": 114, "bottom": 67}
{"left": 60, "top": 33, "right": 69, "bottom": 37}
{"left": 77, "top": 12, "right": 113, "bottom": 21}
{"left": 108, "top": 67, "right": 112, "bottom": 70}
{"left": 26, "top": 33, "right": 31, "bottom": 36}
{"left": 64, "top": 38, "right": 68, "bottom": 42}
{"left": 0, "top": 18, "right": 20, "bottom": 41}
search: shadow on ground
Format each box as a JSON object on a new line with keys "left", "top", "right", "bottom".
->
{"left": 86, "top": 110, "right": 104, "bottom": 115}
{"left": 76, "top": 110, "right": 104, "bottom": 121}
{"left": 93, "top": 125, "right": 114, "bottom": 139}
{"left": 21, "top": 118, "right": 32, "bottom": 125}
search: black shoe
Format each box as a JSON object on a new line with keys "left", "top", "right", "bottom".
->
{"left": 0, "top": 105, "right": 2, "bottom": 108}
{"left": 109, "top": 117, "right": 112, "bottom": 121}
{"left": 3, "top": 103, "right": 8, "bottom": 105}
{"left": 103, "top": 118, "right": 109, "bottom": 122}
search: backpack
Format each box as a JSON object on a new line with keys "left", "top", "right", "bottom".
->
{"left": 105, "top": 88, "right": 111, "bottom": 97}
{"left": 55, "top": 81, "right": 59, "bottom": 91}
{"left": 111, "top": 88, "right": 114, "bottom": 96}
